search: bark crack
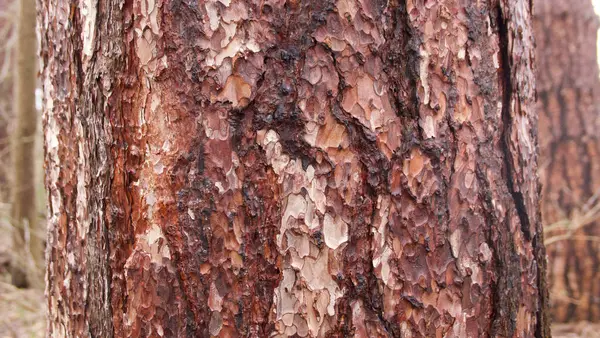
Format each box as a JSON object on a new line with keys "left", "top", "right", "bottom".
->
{"left": 497, "top": 3, "right": 531, "bottom": 242}
{"left": 322, "top": 40, "right": 397, "bottom": 336}
{"left": 496, "top": 3, "right": 549, "bottom": 337}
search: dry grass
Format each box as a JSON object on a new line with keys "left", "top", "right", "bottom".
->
{"left": 553, "top": 322, "right": 600, "bottom": 338}
{"left": 544, "top": 188, "right": 600, "bottom": 246}
{"left": 0, "top": 281, "right": 44, "bottom": 338}
{"left": 0, "top": 203, "right": 44, "bottom": 338}
{"left": 0, "top": 216, "right": 43, "bottom": 338}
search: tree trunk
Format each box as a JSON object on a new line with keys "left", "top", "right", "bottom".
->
{"left": 0, "top": 0, "right": 15, "bottom": 193}
{"left": 534, "top": 0, "right": 600, "bottom": 323}
{"left": 11, "top": 0, "right": 41, "bottom": 288}
{"left": 40, "top": 0, "right": 549, "bottom": 336}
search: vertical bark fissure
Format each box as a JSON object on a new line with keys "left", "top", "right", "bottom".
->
{"left": 77, "top": 2, "right": 114, "bottom": 335}
{"left": 479, "top": 3, "right": 549, "bottom": 336}
{"left": 107, "top": 1, "right": 140, "bottom": 334}
{"left": 326, "top": 43, "right": 396, "bottom": 336}
{"left": 498, "top": 2, "right": 549, "bottom": 335}
{"left": 475, "top": 161, "right": 503, "bottom": 335}
{"left": 497, "top": 5, "right": 531, "bottom": 242}
{"left": 230, "top": 95, "right": 283, "bottom": 335}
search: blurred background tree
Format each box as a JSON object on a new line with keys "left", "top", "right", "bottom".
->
{"left": 535, "top": 0, "right": 600, "bottom": 323}
{"left": 0, "top": 0, "right": 45, "bottom": 336}
{"left": 0, "top": 0, "right": 14, "bottom": 179}
{"left": 0, "top": 0, "right": 16, "bottom": 293}
{"left": 9, "top": 0, "right": 42, "bottom": 289}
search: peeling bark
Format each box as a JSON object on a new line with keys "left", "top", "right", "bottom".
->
{"left": 535, "top": 0, "right": 600, "bottom": 323}
{"left": 41, "top": 0, "right": 548, "bottom": 337}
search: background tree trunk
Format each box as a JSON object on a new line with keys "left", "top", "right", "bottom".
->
{"left": 40, "top": 0, "right": 549, "bottom": 336}
{"left": 0, "top": 0, "right": 15, "bottom": 192}
{"left": 10, "top": 0, "right": 40, "bottom": 288}
{"left": 534, "top": 0, "right": 600, "bottom": 323}
{"left": 0, "top": 0, "right": 16, "bottom": 275}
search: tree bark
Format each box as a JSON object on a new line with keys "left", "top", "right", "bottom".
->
{"left": 41, "top": 0, "right": 549, "bottom": 336}
{"left": 534, "top": 0, "right": 600, "bottom": 323}
{"left": 11, "top": 0, "right": 41, "bottom": 288}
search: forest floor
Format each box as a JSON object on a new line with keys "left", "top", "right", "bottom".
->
{"left": 553, "top": 323, "right": 600, "bottom": 337}
{"left": 0, "top": 281, "right": 44, "bottom": 338}
{"left": 0, "top": 238, "right": 45, "bottom": 338}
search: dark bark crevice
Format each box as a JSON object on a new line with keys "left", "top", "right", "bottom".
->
{"left": 497, "top": 4, "right": 532, "bottom": 243}
{"left": 323, "top": 40, "right": 398, "bottom": 336}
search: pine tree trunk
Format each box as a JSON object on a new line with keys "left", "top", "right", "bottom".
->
{"left": 40, "top": 0, "right": 549, "bottom": 336}
{"left": 11, "top": 0, "right": 40, "bottom": 288}
{"left": 535, "top": 0, "right": 600, "bottom": 323}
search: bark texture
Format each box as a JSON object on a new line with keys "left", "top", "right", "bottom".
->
{"left": 11, "top": 0, "right": 41, "bottom": 288}
{"left": 535, "top": 0, "right": 600, "bottom": 322}
{"left": 41, "top": 0, "right": 549, "bottom": 336}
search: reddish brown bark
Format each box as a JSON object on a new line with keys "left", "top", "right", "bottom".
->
{"left": 535, "top": 0, "right": 600, "bottom": 322}
{"left": 41, "top": 0, "right": 548, "bottom": 337}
